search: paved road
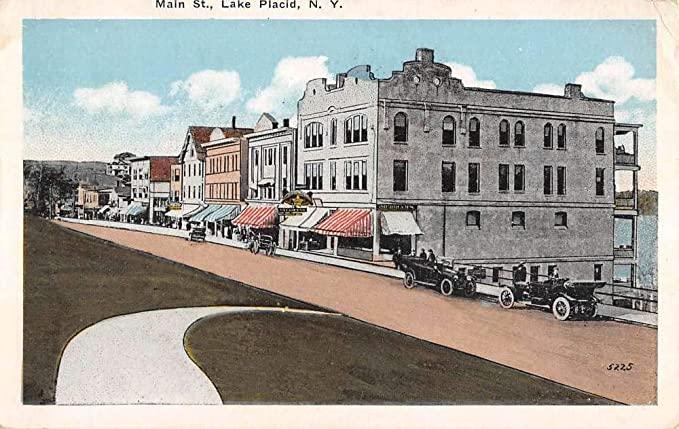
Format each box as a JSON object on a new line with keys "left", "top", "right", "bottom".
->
{"left": 56, "top": 306, "right": 334, "bottom": 405}
{"left": 57, "top": 221, "right": 657, "bottom": 404}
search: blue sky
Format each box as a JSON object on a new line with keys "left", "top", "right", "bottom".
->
{"left": 23, "top": 20, "right": 657, "bottom": 188}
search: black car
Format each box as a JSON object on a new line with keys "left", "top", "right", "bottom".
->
{"left": 498, "top": 277, "right": 604, "bottom": 321}
{"left": 395, "top": 254, "right": 476, "bottom": 297}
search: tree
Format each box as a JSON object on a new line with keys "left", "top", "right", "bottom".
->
{"left": 24, "top": 163, "right": 78, "bottom": 218}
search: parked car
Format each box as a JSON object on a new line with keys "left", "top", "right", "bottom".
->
{"left": 248, "top": 234, "right": 277, "bottom": 256}
{"left": 396, "top": 255, "right": 476, "bottom": 297}
{"left": 189, "top": 226, "right": 206, "bottom": 242}
{"left": 498, "top": 277, "right": 604, "bottom": 321}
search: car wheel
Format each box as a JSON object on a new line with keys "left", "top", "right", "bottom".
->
{"left": 252, "top": 240, "right": 260, "bottom": 254}
{"left": 403, "top": 271, "right": 416, "bottom": 289}
{"left": 439, "top": 279, "right": 454, "bottom": 296}
{"left": 463, "top": 280, "right": 476, "bottom": 298}
{"left": 499, "top": 287, "right": 515, "bottom": 309}
{"left": 552, "top": 296, "right": 572, "bottom": 321}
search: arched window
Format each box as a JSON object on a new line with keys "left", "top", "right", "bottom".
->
{"left": 557, "top": 124, "right": 567, "bottom": 149}
{"left": 595, "top": 127, "right": 605, "bottom": 153}
{"left": 442, "top": 116, "right": 456, "bottom": 145}
{"left": 468, "top": 117, "right": 480, "bottom": 147}
{"left": 544, "top": 123, "right": 553, "bottom": 149}
{"left": 394, "top": 112, "right": 408, "bottom": 142}
{"left": 499, "top": 119, "right": 510, "bottom": 146}
{"left": 514, "top": 121, "right": 525, "bottom": 147}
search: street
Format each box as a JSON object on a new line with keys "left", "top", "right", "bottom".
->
{"left": 56, "top": 221, "right": 657, "bottom": 404}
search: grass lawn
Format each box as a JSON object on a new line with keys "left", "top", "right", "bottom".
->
{"left": 184, "top": 312, "right": 614, "bottom": 404}
{"left": 23, "top": 216, "right": 316, "bottom": 404}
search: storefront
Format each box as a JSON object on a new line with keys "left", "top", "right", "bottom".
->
{"left": 188, "top": 204, "right": 241, "bottom": 237}
{"left": 165, "top": 203, "right": 202, "bottom": 229}
{"left": 231, "top": 205, "right": 278, "bottom": 239}
{"left": 279, "top": 207, "right": 331, "bottom": 251}
{"left": 378, "top": 206, "right": 422, "bottom": 256}
{"left": 124, "top": 202, "right": 148, "bottom": 223}
{"left": 97, "top": 205, "right": 111, "bottom": 220}
{"left": 311, "top": 208, "right": 373, "bottom": 261}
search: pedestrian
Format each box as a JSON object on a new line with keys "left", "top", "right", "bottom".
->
{"left": 426, "top": 249, "right": 436, "bottom": 266}
{"left": 419, "top": 248, "right": 427, "bottom": 259}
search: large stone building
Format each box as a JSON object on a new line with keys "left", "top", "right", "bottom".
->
{"left": 296, "top": 48, "right": 641, "bottom": 286}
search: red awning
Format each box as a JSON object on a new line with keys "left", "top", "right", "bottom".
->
{"left": 231, "top": 205, "right": 277, "bottom": 229}
{"left": 311, "top": 209, "right": 372, "bottom": 237}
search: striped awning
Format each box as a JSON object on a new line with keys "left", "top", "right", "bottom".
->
{"left": 97, "top": 205, "right": 111, "bottom": 215}
{"left": 312, "top": 208, "right": 372, "bottom": 237}
{"left": 231, "top": 205, "right": 277, "bottom": 229}
{"left": 125, "top": 202, "right": 147, "bottom": 217}
{"left": 204, "top": 205, "right": 240, "bottom": 223}
{"left": 189, "top": 205, "right": 221, "bottom": 223}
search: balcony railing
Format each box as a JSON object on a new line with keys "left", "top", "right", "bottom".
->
{"left": 614, "top": 151, "right": 637, "bottom": 166}
{"left": 614, "top": 246, "right": 634, "bottom": 259}
{"left": 615, "top": 197, "right": 635, "bottom": 209}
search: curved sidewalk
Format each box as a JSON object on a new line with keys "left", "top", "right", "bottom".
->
{"left": 56, "top": 306, "right": 335, "bottom": 405}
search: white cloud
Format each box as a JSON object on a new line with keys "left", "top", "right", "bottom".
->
{"left": 615, "top": 108, "right": 649, "bottom": 124}
{"left": 246, "top": 56, "right": 332, "bottom": 116}
{"left": 574, "top": 56, "right": 655, "bottom": 104}
{"left": 73, "top": 82, "right": 169, "bottom": 119}
{"left": 444, "top": 62, "right": 496, "bottom": 89}
{"left": 170, "top": 69, "right": 241, "bottom": 112}
{"left": 532, "top": 83, "right": 563, "bottom": 96}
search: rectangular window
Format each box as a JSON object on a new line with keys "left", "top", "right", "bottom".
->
{"left": 361, "top": 115, "right": 368, "bottom": 142}
{"left": 543, "top": 166, "right": 553, "bottom": 195}
{"left": 304, "top": 162, "right": 323, "bottom": 190}
{"left": 514, "top": 164, "right": 525, "bottom": 192}
{"left": 498, "top": 164, "right": 509, "bottom": 192}
{"left": 393, "top": 160, "right": 408, "bottom": 192}
{"left": 353, "top": 161, "right": 361, "bottom": 189}
{"left": 594, "top": 263, "right": 603, "bottom": 281}
{"left": 330, "top": 161, "right": 336, "bottom": 190}
{"left": 345, "top": 119, "right": 352, "bottom": 143}
{"left": 468, "top": 163, "right": 480, "bottom": 193}
{"left": 555, "top": 211, "right": 568, "bottom": 228}
{"left": 530, "top": 266, "right": 539, "bottom": 282}
{"left": 330, "top": 119, "right": 337, "bottom": 146}
{"left": 492, "top": 267, "right": 500, "bottom": 283}
{"left": 595, "top": 168, "right": 605, "bottom": 196}
{"left": 361, "top": 161, "right": 367, "bottom": 191}
{"left": 442, "top": 162, "right": 456, "bottom": 193}
{"left": 511, "top": 211, "right": 525, "bottom": 229}
{"left": 353, "top": 116, "right": 361, "bottom": 142}
{"left": 548, "top": 265, "right": 557, "bottom": 277}
{"left": 557, "top": 166, "right": 566, "bottom": 195}
{"left": 283, "top": 146, "right": 288, "bottom": 165}
{"left": 466, "top": 210, "right": 481, "bottom": 228}
{"left": 345, "top": 161, "right": 352, "bottom": 190}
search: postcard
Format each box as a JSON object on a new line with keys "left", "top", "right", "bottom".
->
{"left": 1, "top": 1, "right": 677, "bottom": 428}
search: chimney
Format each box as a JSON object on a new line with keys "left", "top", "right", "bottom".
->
{"left": 564, "top": 83, "right": 583, "bottom": 99}
{"left": 231, "top": 115, "right": 236, "bottom": 128}
{"left": 283, "top": 118, "right": 290, "bottom": 128}
{"left": 272, "top": 122, "right": 278, "bottom": 129}
{"left": 416, "top": 48, "right": 434, "bottom": 63}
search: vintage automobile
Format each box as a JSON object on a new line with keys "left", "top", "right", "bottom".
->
{"left": 396, "top": 255, "right": 476, "bottom": 297}
{"left": 498, "top": 277, "right": 605, "bottom": 321}
{"left": 248, "top": 234, "right": 277, "bottom": 256}
{"left": 188, "top": 226, "right": 206, "bottom": 242}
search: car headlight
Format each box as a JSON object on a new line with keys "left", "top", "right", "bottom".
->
{"left": 466, "top": 275, "right": 472, "bottom": 281}
{"left": 564, "top": 281, "right": 571, "bottom": 287}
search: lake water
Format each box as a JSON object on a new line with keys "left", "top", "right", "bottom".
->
{"left": 614, "top": 215, "right": 657, "bottom": 289}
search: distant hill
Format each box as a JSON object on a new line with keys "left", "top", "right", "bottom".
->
{"left": 24, "top": 160, "right": 119, "bottom": 188}
{"left": 616, "top": 190, "right": 657, "bottom": 216}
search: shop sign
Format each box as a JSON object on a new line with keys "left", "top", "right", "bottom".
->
{"left": 377, "top": 204, "right": 416, "bottom": 212}
{"left": 279, "top": 207, "right": 308, "bottom": 216}
{"left": 168, "top": 202, "right": 182, "bottom": 210}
